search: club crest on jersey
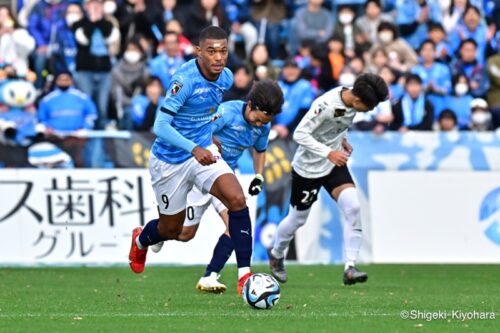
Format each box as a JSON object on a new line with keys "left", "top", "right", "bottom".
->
{"left": 334, "top": 108, "right": 346, "bottom": 117}
{"left": 170, "top": 81, "right": 183, "bottom": 95}
{"left": 212, "top": 113, "right": 222, "bottom": 122}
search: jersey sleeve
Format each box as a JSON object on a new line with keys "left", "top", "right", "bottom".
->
{"left": 159, "top": 73, "right": 192, "bottom": 115}
{"left": 254, "top": 126, "right": 270, "bottom": 152}
{"left": 292, "top": 98, "right": 332, "bottom": 158}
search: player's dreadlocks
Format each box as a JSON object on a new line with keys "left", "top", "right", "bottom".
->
{"left": 247, "top": 79, "right": 284, "bottom": 116}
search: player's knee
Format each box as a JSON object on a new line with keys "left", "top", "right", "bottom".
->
{"left": 225, "top": 192, "right": 246, "bottom": 211}
{"left": 178, "top": 227, "right": 197, "bottom": 242}
{"left": 157, "top": 223, "right": 182, "bottom": 240}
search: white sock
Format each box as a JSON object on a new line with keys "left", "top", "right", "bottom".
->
{"left": 272, "top": 205, "right": 311, "bottom": 259}
{"left": 135, "top": 236, "right": 145, "bottom": 250}
{"left": 238, "top": 267, "right": 251, "bottom": 279}
{"left": 337, "top": 187, "right": 362, "bottom": 269}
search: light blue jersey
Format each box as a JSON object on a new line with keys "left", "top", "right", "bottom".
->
{"left": 152, "top": 59, "right": 233, "bottom": 164}
{"left": 212, "top": 100, "right": 271, "bottom": 170}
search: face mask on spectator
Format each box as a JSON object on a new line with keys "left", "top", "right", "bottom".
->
{"left": 439, "top": 0, "right": 451, "bottom": 10}
{"left": 124, "top": 51, "right": 142, "bottom": 64}
{"left": 471, "top": 111, "right": 491, "bottom": 125}
{"left": 339, "top": 14, "right": 354, "bottom": 25}
{"left": 455, "top": 83, "right": 468, "bottom": 96}
{"left": 378, "top": 32, "right": 393, "bottom": 44}
{"left": 3, "top": 19, "right": 14, "bottom": 29}
{"left": 339, "top": 73, "right": 356, "bottom": 86}
{"left": 66, "top": 14, "right": 82, "bottom": 27}
{"left": 57, "top": 85, "right": 71, "bottom": 91}
{"left": 104, "top": 1, "right": 117, "bottom": 15}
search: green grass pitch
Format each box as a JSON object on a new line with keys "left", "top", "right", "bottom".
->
{"left": 0, "top": 265, "right": 498, "bottom": 332}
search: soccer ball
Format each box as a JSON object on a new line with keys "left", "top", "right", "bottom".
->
{"left": 242, "top": 273, "right": 280, "bottom": 309}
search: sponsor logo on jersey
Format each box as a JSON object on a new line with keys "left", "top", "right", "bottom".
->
{"left": 334, "top": 108, "right": 346, "bottom": 117}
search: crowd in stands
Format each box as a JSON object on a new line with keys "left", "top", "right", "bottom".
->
{"left": 1, "top": 0, "right": 500, "bottom": 148}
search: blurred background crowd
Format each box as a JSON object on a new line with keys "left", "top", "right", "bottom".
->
{"left": 0, "top": 0, "right": 500, "bottom": 149}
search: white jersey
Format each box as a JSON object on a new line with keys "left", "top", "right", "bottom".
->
{"left": 292, "top": 87, "right": 356, "bottom": 179}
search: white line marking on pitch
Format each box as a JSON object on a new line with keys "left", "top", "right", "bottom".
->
{"left": 0, "top": 312, "right": 396, "bottom": 318}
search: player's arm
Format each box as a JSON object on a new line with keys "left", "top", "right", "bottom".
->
{"left": 154, "top": 79, "right": 215, "bottom": 165}
{"left": 293, "top": 101, "right": 349, "bottom": 167}
{"left": 248, "top": 128, "right": 269, "bottom": 196}
{"left": 248, "top": 150, "right": 265, "bottom": 196}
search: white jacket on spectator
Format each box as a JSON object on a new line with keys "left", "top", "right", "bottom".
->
{"left": 0, "top": 28, "right": 35, "bottom": 76}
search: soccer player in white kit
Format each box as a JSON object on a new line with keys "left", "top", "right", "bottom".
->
{"left": 268, "top": 73, "right": 389, "bottom": 285}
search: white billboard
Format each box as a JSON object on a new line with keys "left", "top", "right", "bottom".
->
{"left": 0, "top": 169, "right": 255, "bottom": 266}
{"left": 369, "top": 171, "right": 500, "bottom": 263}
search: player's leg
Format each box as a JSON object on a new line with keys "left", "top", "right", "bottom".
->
{"left": 209, "top": 173, "right": 253, "bottom": 294}
{"left": 192, "top": 158, "right": 252, "bottom": 293}
{"left": 196, "top": 199, "right": 231, "bottom": 293}
{"left": 268, "top": 169, "right": 319, "bottom": 283}
{"left": 128, "top": 155, "right": 193, "bottom": 273}
{"left": 326, "top": 166, "right": 367, "bottom": 285}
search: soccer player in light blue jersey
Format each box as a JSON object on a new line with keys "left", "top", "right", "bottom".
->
{"left": 128, "top": 26, "right": 258, "bottom": 294}
{"left": 151, "top": 80, "right": 284, "bottom": 293}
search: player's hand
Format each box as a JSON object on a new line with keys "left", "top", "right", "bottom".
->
{"left": 248, "top": 174, "right": 264, "bottom": 196}
{"left": 192, "top": 146, "right": 216, "bottom": 166}
{"left": 342, "top": 139, "right": 353, "bottom": 155}
{"left": 327, "top": 151, "right": 349, "bottom": 167}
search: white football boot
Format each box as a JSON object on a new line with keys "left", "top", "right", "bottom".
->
{"left": 150, "top": 241, "right": 164, "bottom": 253}
{"left": 196, "top": 272, "right": 227, "bottom": 294}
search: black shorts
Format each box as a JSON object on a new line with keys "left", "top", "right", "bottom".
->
{"left": 290, "top": 166, "right": 354, "bottom": 210}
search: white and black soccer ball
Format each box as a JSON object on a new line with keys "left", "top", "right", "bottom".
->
{"left": 242, "top": 273, "right": 280, "bottom": 309}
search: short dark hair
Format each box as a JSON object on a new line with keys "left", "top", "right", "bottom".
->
{"left": 459, "top": 38, "right": 478, "bottom": 49}
{"left": 405, "top": 73, "right": 423, "bottom": 85}
{"left": 428, "top": 22, "right": 445, "bottom": 33}
{"left": 352, "top": 73, "right": 389, "bottom": 110}
{"left": 247, "top": 79, "right": 284, "bottom": 116}
{"left": 364, "top": 0, "right": 382, "bottom": 9}
{"left": 439, "top": 109, "right": 457, "bottom": 123}
{"left": 199, "top": 26, "right": 227, "bottom": 44}
{"left": 377, "top": 21, "right": 398, "bottom": 38}
{"left": 418, "top": 39, "right": 436, "bottom": 53}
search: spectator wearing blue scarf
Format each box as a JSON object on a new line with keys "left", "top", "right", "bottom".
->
{"left": 391, "top": 74, "right": 434, "bottom": 131}
{"left": 149, "top": 31, "right": 185, "bottom": 89}
{"left": 412, "top": 39, "right": 453, "bottom": 114}
{"left": 396, "top": 0, "right": 442, "bottom": 50}
{"left": 449, "top": 5, "right": 490, "bottom": 65}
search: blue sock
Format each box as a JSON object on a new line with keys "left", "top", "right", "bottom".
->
{"left": 204, "top": 234, "right": 234, "bottom": 276}
{"left": 138, "top": 219, "right": 163, "bottom": 247}
{"left": 228, "top": 207, "right": 252, "bottom": 268}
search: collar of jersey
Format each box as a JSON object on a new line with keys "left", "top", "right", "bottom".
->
{"left": 195, "top": 59, "right": 220, "bottom": 82}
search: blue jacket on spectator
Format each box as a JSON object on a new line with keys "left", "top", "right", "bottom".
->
{"left": 222, "top": 0, "right": 251, "bottom": 23}
{"left": 449, "top": 23, "right": 489, "bottom": 65}
{"left": 52, "top": 21, "right": 78, "bottom": 74}
{"left": 396, "top": 0, "right": 442, "bottom": 50}
{"left": 148, "top": 54, "right": 185, "bottom": 89}
{"left": 411, "top": 62, "right": 452, "bottom": 94}
{"left": 451, "top": 58, "right": 490, "bottom": 97}
{"left": 27, "top": 0, "right": 68, "bottom": 47}
{"left": 275, "top": 78, "right": 315, "bottom": 130}
{"left": 131, "top": 94, "right": 151, "bottom": 127}
{"left": 38, "top": 87, "right": 98, "bottom": 131}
